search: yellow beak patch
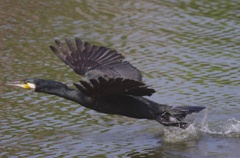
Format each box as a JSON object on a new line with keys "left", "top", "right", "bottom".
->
{"left": 23, "top": 83, "right": 31, "bottom": 89}
{"left": 23, "top": 83, "right": 36, "bottom": 89}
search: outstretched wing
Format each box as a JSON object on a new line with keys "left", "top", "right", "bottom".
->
{"left": 50, "top": 38, "right": 142, "bottom": 81}
{"left": 74, "top": 77, "right": 155, "bottom": 98}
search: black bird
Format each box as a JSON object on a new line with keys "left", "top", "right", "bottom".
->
{"left": 5, "top": 38, "right": 205, "bottom": 129}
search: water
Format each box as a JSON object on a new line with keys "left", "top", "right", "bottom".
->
{"left": 0, "top": 0, "right": 240, "bottom": 157}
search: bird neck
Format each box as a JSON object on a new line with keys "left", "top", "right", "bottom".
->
{"left": 35, "top": 80, "right": 87, "bottom": 105}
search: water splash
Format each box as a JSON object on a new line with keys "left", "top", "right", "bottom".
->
{"left": 162, "top": 124, "right": 200, "bottom": 143}
{"left": 196, "top": 108, "right": 240, "bottom": 137}
{"left": 200, "top": 118, "right": 240, "bottom": 137}
{"left": 162, "top": 109, "right": 240, "bottom": 143}
{"left": 161, "top": 109, "right": 207, "bottom": 143}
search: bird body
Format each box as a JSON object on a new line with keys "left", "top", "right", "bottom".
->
{"left": 28, "top": 78, "right": 162, "bottom": 120}
{"left": 5, "top": 38, "right": 206, "bottom": 129}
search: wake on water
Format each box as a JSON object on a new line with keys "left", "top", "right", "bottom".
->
{"left": 162, "top": 109, "right": 240, "bottom": 143}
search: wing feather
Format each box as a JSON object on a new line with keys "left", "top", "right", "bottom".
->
{"left": 74, "top": 77, "right": 155, "bottom": 98}
{"left": 50, "top": 38, "right": 142, "bottom": 80}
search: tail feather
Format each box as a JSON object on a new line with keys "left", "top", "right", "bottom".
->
{"left": 156, "top": 106, "right": 206, "bottom": 129}
{"left": 171, "top": 106, "right": 206, "bottom": 114}
{"left": 169, "top": 106, "right": 206, "bottom": 120}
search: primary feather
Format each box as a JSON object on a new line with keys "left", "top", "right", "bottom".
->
{"left": 49, "top": 38, "right": 142, "bottom": 81}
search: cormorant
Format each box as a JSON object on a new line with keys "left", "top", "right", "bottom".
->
{"left": 5, "top": 38, "right": 205, "bottom": 129}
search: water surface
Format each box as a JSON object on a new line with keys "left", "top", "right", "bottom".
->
{"left": 1, "top": 0, "right": 240, "bottom": 157}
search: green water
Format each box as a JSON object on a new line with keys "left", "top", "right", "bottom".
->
{"left": 1, "top": 0, "right": 240, "bottom": 157}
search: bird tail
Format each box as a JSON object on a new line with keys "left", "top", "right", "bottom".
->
{"left": 156, "top": 106, "right": 206, "bottom": 129}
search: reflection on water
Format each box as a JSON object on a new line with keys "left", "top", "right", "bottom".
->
{"left": 1, "top": 0, "right": 240, "bottom": 157}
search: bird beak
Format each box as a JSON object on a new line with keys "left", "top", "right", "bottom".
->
{"left": 5, "top": 80, "right": 32, "bottom": 89}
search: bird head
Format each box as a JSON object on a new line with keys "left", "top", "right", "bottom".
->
{"left": 5, "top": 78, "right": 68, "bottom": 93}
{"left": 5, "top": 78, "right": 39, "bottom": 90}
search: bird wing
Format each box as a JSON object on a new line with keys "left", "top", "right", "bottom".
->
{"left": 49, "top": 38, "right": 142, "bottom": 81}
{"left": 73, "top": 77, "right": 155, "bottom": 98}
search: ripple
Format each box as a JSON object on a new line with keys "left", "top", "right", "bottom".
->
{"left": 1, "top": 0, "right": 240, "bottom": 157}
